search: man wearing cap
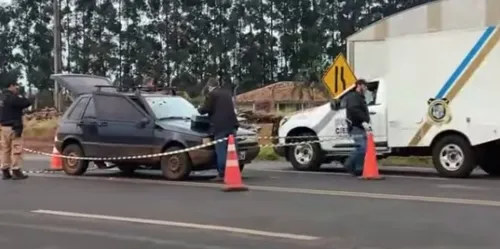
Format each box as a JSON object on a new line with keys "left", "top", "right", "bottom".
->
{"left": 0, "top": 81, "right": 32, "bottom": 180}
{"left": 343, "top": 79, "right": 372, "bottom": 176}
{"left": 198, "top": 77, "right": 239, "bottom": 179}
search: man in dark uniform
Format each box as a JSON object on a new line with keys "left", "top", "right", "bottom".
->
{"left": 343, "top": 79, "right": 372, "bottom": 176}
{"left": 1, "top": 81, "right": 32, "bottom": 180}
{"left": 198, "top": 77, "right": 239, "bottom": 179}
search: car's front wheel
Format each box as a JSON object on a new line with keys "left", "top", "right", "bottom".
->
{"left": 160, "top": 146, "right": 192, "bottom": 181}
{"left": 288, "top": 132, "right": 324, "bottom": 171}
{"left": 62, "top": 143, "right": 89, "bottom": 176}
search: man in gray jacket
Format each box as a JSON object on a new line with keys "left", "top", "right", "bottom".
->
{"left": 343, "top": 79, "right": 372, "bottom": 176}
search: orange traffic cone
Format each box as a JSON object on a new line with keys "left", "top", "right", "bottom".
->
{"left": 359, "top": 133, "right": 384, "bottom": 180}
{"left": 222, "top": 135, "right": 248, "bottom": 192}
{"left": 48, "top": 136, "right": 62, "bottom": 171}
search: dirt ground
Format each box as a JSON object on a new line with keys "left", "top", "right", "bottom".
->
{"left": 25, "top": 136, "right": 55, "bottom": 154}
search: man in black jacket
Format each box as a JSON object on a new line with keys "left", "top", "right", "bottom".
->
{"left": 198, "top": 77, "right": 239, "bottom": 178}
{"left": 0, "top": 81, "right": 32, "bottom": 180}
{"left": 343, "top": 79, "right": 372, "bottom": 176}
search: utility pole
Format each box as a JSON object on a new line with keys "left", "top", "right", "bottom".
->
{"left": 53, "top": 0, "right": 62, "bottom": 110}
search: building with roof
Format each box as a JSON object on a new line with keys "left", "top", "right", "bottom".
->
{"left": 235, "top": 81, "right": 328, "bottom": 113}
{"left": 346, "top": 0, "right": 500, "bottom": 80}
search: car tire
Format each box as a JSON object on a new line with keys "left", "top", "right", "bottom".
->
{"left": 160, "top": 146, "right": 192, "bottom": 181}
{"left": 288, "top": 132, "right": 324, "bottom": 171}
{"left": 432, "top": 135, "right": 475, "bottom": 178}
{"left": 62, "top": 143, "right": 89, "bottom": 176}
{"left": 116, "top": 164, "right": 138, "bottom": 175}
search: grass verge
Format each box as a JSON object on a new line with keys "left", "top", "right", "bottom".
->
{"left": 256, "top": 147, "right": 281, "bottom": 161}
{"left": 256, "top": 146, "right": 432, "bottom": 167}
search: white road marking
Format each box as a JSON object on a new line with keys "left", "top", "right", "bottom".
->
{"left": 436, "top": 184, "right": 487, "bottom": 190}
{"left": 31, "top": 210, "right": 320, "bottom": 241}
{"left": 28, "top": 173, "right": 500, "bottom": 207}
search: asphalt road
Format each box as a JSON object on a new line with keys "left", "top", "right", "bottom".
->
{"left": 1, "top": 156, "right": 500, "bottom": 248}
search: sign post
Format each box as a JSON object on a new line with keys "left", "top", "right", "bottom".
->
{"left": 321, "top": 53, "right": 357, "bottom": 99}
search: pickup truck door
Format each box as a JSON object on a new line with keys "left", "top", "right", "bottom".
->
{"left": 327, "top": 87, "right": 388, "bottom": 153}
{"left": 93, "top": 93, "right": 155, "bottom": 160}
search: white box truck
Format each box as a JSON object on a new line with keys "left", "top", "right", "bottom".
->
{"left": 274, "top": 26, "right": 500, "bottom": 178}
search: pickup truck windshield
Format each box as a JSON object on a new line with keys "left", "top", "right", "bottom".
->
{"left": 144, "top": 96, "right": 199, "bottom": 120}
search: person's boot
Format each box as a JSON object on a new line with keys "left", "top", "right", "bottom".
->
{"left": 11, "top": 169, "right": 28, "bottom": 180}
{"left": 2, "top": 169, "right": 11, "bottom": 180}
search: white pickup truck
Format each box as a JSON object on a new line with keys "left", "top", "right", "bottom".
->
{"left": 274, "top": 26, "right": 500, "bottom": 178}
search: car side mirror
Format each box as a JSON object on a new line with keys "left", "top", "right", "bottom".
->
{"left": 330, "top": 99, "right": 340, "bottom": 111}
{"left": 137, "top": 117, "right": 150, "bottom": 128}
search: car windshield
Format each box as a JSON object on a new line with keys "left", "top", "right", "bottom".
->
{"left": 144, "top": 96, "right": 199, "bottom": 120}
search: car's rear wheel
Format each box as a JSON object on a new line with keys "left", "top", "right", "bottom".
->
{"left": 116, "top": 163, "right": 138, "bottom": 175}
{"left": 62, "top": 144, "right": 89, "bottom": 176}
{"left": 161, "top": 146, "right": 192, "bottom": 181}
{"left": 432, "top": 135, "right": 475, "bottom": 178}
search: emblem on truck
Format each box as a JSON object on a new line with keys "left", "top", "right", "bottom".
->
{"left": 427, "top": 98, "right": 451, "bottom": 124}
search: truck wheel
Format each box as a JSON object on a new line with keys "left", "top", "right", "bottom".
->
{"left": 432, "top": 135, "right": 475, "bottom": 178}
{"left": 288, "top": 132, "right": 324, "bottom": 171}
{"left": 160, "top": 146, "right": 192, "bottom": 181}
{"left": 62, "top": 144, "right": 89, "bottom": 176}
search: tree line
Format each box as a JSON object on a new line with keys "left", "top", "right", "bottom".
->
{"left": 0, "top": 0, "right": 435, "bottom": 97}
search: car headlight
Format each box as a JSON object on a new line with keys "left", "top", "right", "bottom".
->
{"left": 237, "top": 135, "right": 257, "bottom": 143}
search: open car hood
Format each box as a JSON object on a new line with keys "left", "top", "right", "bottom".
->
{"left": 50, "top": 74, "right": 116, "bottom": 100}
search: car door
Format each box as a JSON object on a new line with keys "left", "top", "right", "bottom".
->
{"left": 78, "top": 97, "right": 101, "bottom": 157}
{"left": 93, "top": 92, "right": 155, "bottom": 159}
{"left": 326, "top": 82, "right": 388, "bottom": 152}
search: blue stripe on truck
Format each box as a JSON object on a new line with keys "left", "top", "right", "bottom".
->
{"left": 435, "top": 26, "right": 495, "bottom": 99}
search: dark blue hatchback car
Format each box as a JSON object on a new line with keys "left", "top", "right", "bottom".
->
{"left": 51, "top": 74, "right": 260, "bottom": 180}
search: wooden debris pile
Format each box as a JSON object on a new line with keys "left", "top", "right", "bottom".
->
{"left": 24, "top": 107, "right": 61, "bottom": 121}
{"left": 237, "top": 110, "right": 283, "bottom": 123}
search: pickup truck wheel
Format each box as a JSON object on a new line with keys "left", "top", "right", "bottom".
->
{"left": 161, "top": 146, "right": 192, "bottom": 181}
{"left": 432, "top": 135, "right": 475, "bottom": 178}
{"left": 288, "top": 133, "right": 324, "bottom": 171}
{"left": 116, "top": 164, "right": 138, "bottom": 175}
{"left": 62, "top": 144, "right": 89, "bottom": 176}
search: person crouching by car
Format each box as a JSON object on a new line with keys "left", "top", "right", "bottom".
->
{"left": 0, "top": 81, "right": 32, "bottom": 180}
{"left": 198, "top": 77, "right": 239, "bottom": 180}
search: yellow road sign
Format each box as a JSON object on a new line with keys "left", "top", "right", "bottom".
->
{"left": 321, "top": 53, "right": 357, "bottom": 99}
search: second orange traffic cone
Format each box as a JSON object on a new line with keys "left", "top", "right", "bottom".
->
{"left": 48, "top": 136, "right": 62, "bottom": 171}
{"left": 359, "top": 132, "right": 384, "bottom": 180}
{"left": 222, "top": 135, "right": 248, "bottom": 192}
